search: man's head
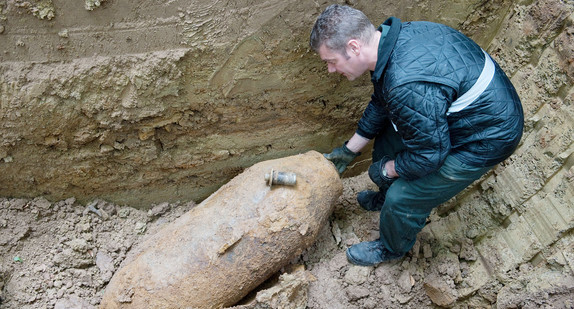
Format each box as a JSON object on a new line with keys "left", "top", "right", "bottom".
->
{"left": 309, "top": 5, "right": 377, "bottom": 80}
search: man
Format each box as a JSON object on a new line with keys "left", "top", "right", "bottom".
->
{"left": 310, "top": 5, "right": 523, "bottom": 266}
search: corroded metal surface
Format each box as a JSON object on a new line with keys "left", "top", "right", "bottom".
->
{"left": 100, "top": 150, "right": 342, "bottom": 308}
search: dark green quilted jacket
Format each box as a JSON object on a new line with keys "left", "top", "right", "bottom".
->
{"left": 357, "top": 17, "right": 524, "bottom": 180}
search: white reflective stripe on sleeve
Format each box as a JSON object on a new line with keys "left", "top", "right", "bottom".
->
{"left": 447, "top": 49, "right": 495, "bottom": 115}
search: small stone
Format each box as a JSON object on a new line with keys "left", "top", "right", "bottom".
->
{"left": 147, "top": 202, "right": 170, "bottom": 217}
{"left": 423, "top": 244, "right": 433, "bottom": 259}
{"left": 344, "top": 265, "right": 372, "bottom": 285}
{"left": 134, "top": 221, "right": 146, "bottom": 234}
{"left": 67, "top": 238, "right": 89, "bottom": 253}
{"left": 450, "top": 243, "right": 461, "bottom": 254}
{"left": 118, "top": 208, "right": 130, "bottom": 218}
{"left": 424, "top": 278, "right": 458, "bottom": 307}
{"left": 459, "top": 238, "right": 478, "bottom": 261}
{"left": 328, "top": 252, "right": 348, "bottom": 272}
{"left": 58, "top": 29, "right": 69, "bottom": 38}
{"left": 100, "top": 144, "right": 114, "bottom": 153}
{"left": 345, "top": 286, "right": 370, "bottom": 301}
{"left": 331, "top": 221, "right": 342, "bottom": 245}
{"left": 397, "top": 270, "right": 414, "bottom": 293}
{"left": 410, "top": 239, "right": 421, "bottom": 258}
{"left": 85, "top": 0, "right": 106, "bottom": 11}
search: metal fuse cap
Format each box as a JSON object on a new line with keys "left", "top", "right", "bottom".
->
{"left": 264, "top": 169, "right": 297, "bottom": 186}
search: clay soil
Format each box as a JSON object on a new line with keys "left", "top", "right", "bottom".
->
{"left": 0, "top": 172, "right": 570, "bottom": 308}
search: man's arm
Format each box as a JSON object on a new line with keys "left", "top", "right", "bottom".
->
{"left": 345, "top": 133, "right": 370, "bottom": 153}
{"left": 384, "top": 159, "right": 398, "bottom": 178}
{"left": 347, "top": 133, "right": 399, "bottom": 178}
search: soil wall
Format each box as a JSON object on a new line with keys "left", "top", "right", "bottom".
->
{"left": 1, "top": 0, "right": 556, "bottom": 208}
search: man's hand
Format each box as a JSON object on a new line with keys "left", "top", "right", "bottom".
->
{"left": 324, "top": 142, "right": 360, "bottom": 175}
{"left": 368, "top": 156, "right": 396, "bottom": 189}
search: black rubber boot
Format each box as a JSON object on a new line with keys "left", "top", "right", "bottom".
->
{"left": 346, "top": 240, "right": 403, "bottom": 266}
{"left": 356, "top": 190, "right": 385, "bottom": 211}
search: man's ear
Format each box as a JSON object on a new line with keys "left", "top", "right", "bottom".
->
{"left": 347, "top": 40, "right": 361, "bottom": 55}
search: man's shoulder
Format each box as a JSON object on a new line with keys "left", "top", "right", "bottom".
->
{"left": 399, "top": 20, "right": 459, "bottom": 38}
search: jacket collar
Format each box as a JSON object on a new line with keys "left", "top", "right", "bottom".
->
{"left": 372, "top": 17, "right": 402, "bottom": 84}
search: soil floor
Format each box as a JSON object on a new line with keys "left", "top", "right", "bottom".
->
{"left": 0, "top": 172, "right": 571, "bottom": 308}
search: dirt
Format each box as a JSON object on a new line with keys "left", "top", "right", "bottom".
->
{"left": 0, "top": 197, "right": 196, "bottom": 308}
{"left": 0, "top": 0, "right": 520, "bottom": 208}
{"left": 2, "top": 170, "right": 573, "bottom": 309}
{"left": 1, "top": 2, "right": 573, "bottom": 307}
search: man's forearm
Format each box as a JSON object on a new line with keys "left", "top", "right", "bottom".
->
{"left": 347, "top": 133, "right": 400, "bottom": 178}
{"left": 385, "top": 159, "right": 399, "bottom": 178}
{"left": 346, "top": 133, "right": 370, "bottom": 153}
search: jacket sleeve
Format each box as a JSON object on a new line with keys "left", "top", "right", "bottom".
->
{"left": 356, "top": 93, "right": 389, "bottom": 140}
{"left": 387, "top": 82, "right": 456, "bottom": 180}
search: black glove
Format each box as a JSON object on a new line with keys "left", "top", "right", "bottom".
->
{"left": 324, "top": 142, "right": 360, "bottom": 175}
{"left": 368, "top": 156, "right": 395, "bottom": 190}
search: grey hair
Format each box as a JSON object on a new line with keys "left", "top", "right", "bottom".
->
{"left": 309, "top": 4, "right": 376, "bottom": 56}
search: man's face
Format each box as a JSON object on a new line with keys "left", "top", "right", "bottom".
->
{"left": 318, "top": 44, "right": 363, "bottom": 81}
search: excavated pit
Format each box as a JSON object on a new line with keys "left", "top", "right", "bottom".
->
{"left": 1, "top": 0, "right": 574, "bottom": 308}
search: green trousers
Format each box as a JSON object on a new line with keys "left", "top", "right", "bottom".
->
{"left": 372, "top": 123, "right": 492, "bottom": 256}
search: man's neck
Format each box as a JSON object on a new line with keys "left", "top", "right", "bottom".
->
{"left": 367, "top": 31, "right": 382, "bottom": 71}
